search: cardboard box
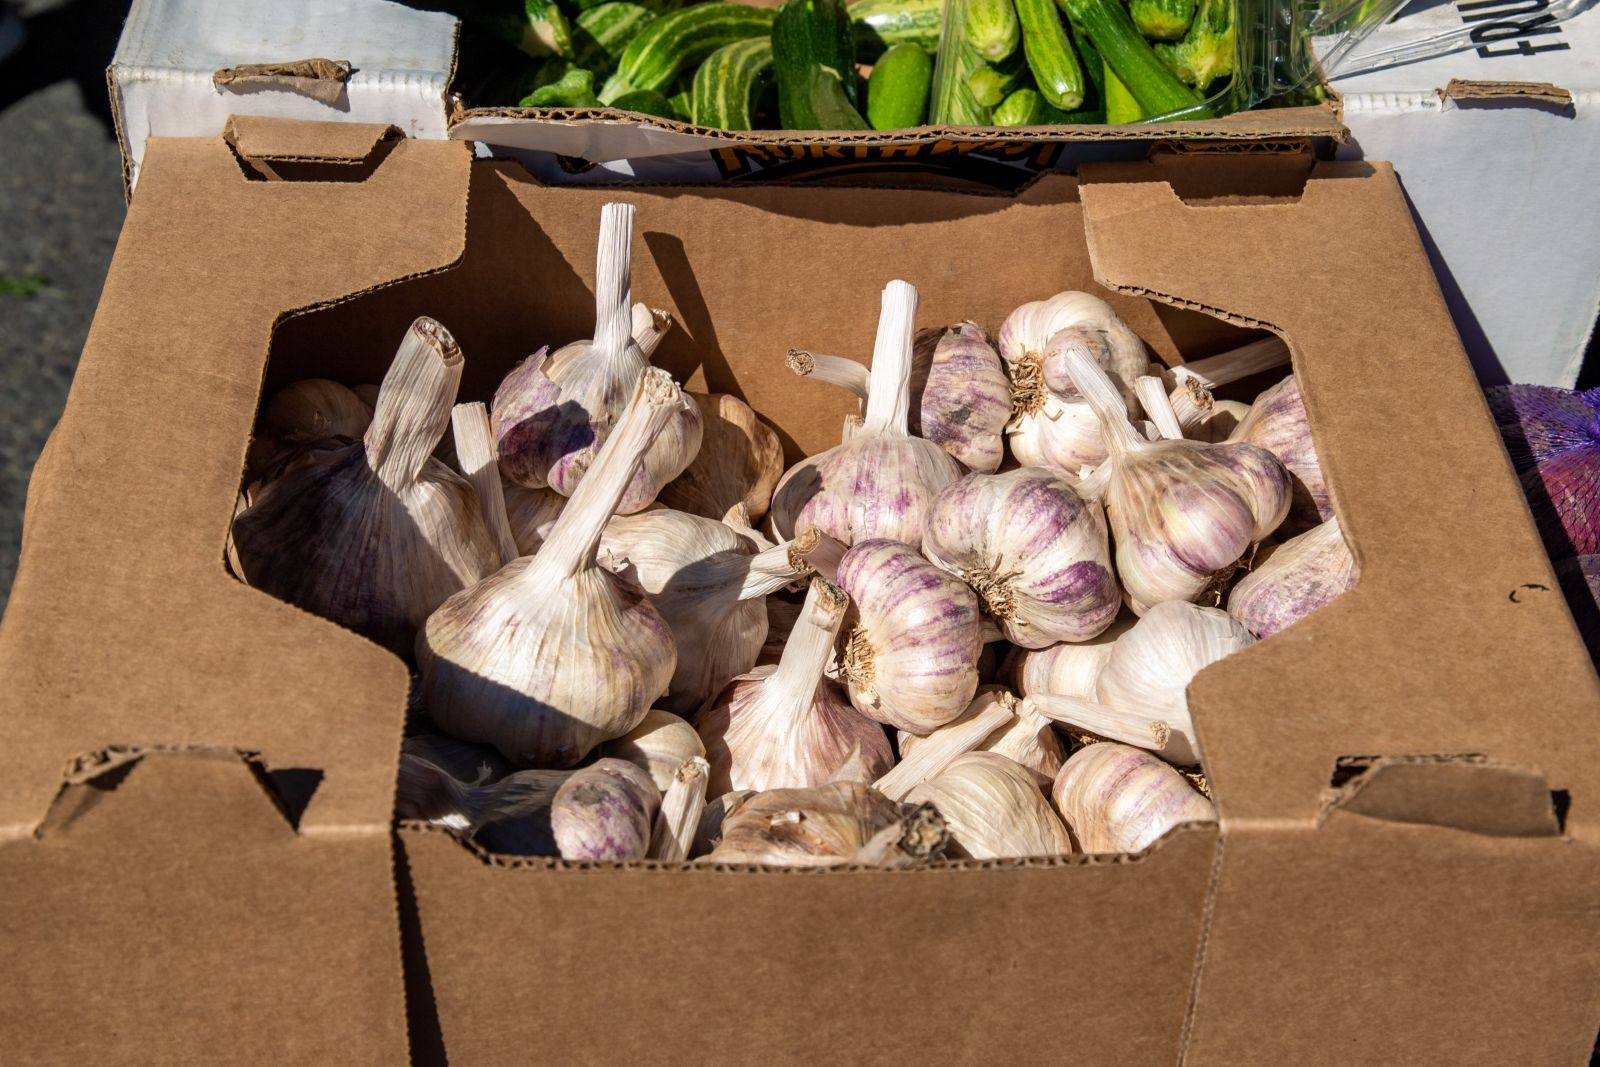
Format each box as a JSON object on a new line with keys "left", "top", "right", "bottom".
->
{"left": 3, "top": 119, "right": 1598, "bottom": 1063}
{"left": 1330, "top": 1, "right": 1600, "bottom": 387}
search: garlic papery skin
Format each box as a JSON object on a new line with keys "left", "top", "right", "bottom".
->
{"left": 599, "top": 708, "right": 707, "bottom": 794}
{"left": 263, "top": 378, "right": 372, "bottom": 444}
{"left": 1012, "top": 616, "right": 1132, "bottom": 698}
{"left": 1051, "top": 742, "right": 1215, "bottom": 854}
{"left": 417, "top": 369, "right": 683, "bottom": 768}
{"left": 904, "top": 752, "right": 1074, "bottom": 860}
{"left": 1228, "top": 373, "right": 1329, "bottom": 527}
{"left": 649, "top": 756, "right": 710, "bottom": 860}
{"left": 1030, "top": 601, "right": 1253, "bottom": 765}
{"left": 631, "top": 302, "right": 673, "bottom": 357}
{"left": 396, "top": 753, "right": 571, "bottom": 856}
{"left": 659, "top": 392, "right": 784, "bottom": 523}
{"left": 706, "top": 782, "right": 948, "bottom": 868}
{"left": 769, "top": 280, "right": 962, "bottom": 550}
{"left": 875, "top": 688, "right": 1016, "bottom": 801}
{"left": 452, "top": 402, "right": 520, "bottom": 567}
{"left": 492, "top": 202, "right": 702, "bottom": 513}
{"left": 922, "top": 467, "right": 1120, "bottom": 648}
{"left": 551, "top": 758, "right": 661, "bottom": 861}
{"left": 899, "top": 689, "right": 1066, "bottom": 788}
{"left": 694, "top": 789, "right": 755, "bottom": 858}
{"left": 402, "top": 732, "right": 514, "bottom": 786}
{"left": 835, "top": 538, "right": 981, "bottom": 735}
{"left": 910, "top": 322, "right": 1011, "bottom": 474}
{"left": 232, "top": 317, "right": 499, "bottom": 655}
{"left": 1227, "top": 516, "right": 1358, "bottom": 638}
{"left": 696, "top": 578, "right": 893, "bottom": 795}
{"left": 504, "top": 481, "right": 567, "bottom": 556}
{"left": 1057, "top": 342, "right": 1291, "bottom": 614}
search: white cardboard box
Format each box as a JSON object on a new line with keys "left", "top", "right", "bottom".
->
{"left": 1330, "top": 1, "right": 1600, "bottom": 387}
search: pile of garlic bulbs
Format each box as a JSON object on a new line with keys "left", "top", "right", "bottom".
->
{"left": 233, "top": 201, "right": 1361, "bottom": 867}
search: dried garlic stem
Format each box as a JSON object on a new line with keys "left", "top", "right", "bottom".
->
{"left": 1060, "top": 341, "right": 1144, "bottom": 457}
{"left": 787, "top": 526, "right": 848, "bottom": 582}
{"left": 593, "top": 203, "right": 637, "bottom": 368}
{"left": 365, "top": 316, "right": 462, "bottom": 490}
{"left": 451, "top": 402, "right": 519, "bottom": 566}
{"left": 873, "top": 695, "right": 1015, "bottom": 801}
{"left": 860, "top": 280, "right": 918, "bottom": 436}
{"left": 1136, "top": 377, "right": 1185, "bottom": 441}
{"left": 739, "top": 539, "right": 813, "bottom": 600}
{"left": 631, "top": 302, "right": 673, "bottom": 358}
{"left": 1177, "top": 336, "right": 1290, "bottom": 389}
{"left": 650, "top": 756, "right": 710, "bottom": 860}
{"left": 1168, "top": 376, "right": 1214, "bottom": 434}
{"left": 787, "top": 349, "right": 871, "bottom": 400}
{"left": 1028, "top": 692, "right": 1197, "bottom": 766}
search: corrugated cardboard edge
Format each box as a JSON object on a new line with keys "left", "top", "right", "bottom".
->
{"left": 223, "top": 114, "right": 399, "bottom": 164}
{"left": 1440, "top": 78, "right": 1573, "bottom": 106}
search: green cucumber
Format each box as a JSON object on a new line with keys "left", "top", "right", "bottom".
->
{"left": 866, "top": 42, "right": 932, "bottom": 128}
{"left": 1016, "top": 0, "right": 1083, "bottom": 111}
{"left": 773, "top": 0, "right": 860, "bottom": 128}
{"left": 965, "top": 50, "right": 1026, "bottom": 107}
{"left": 1130, "top": 0, "right": 1195, "bottom": 40}
{"left": 1062, "top": 0, "right": 1203, "bottom": 117}
{"left": 1103, "top": 58, "right": 1144, "bottom": 122}
{"left": 849, "top": 0, "right": 943, "bottom": 59}
{"left": 691, "top": 37, "right": 774, "bottom": 129}
{"left": 520, "top": 66, "right": 603, "bottom": 107}
{"left": 572, "top": 3, "right": 658, "bottom": 72}
{"left": 992, "top": 85, "right": 1068, "bottom": 124}
{"left": 610, "top": 89, "right": 680, "bottom": 117}
{"left": 964, "top": 0, "right": 1020, "bottom": 61}
{"left": 600, "top": 3, "right": 777, "bottom": 102}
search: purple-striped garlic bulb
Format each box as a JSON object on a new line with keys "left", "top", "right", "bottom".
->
{"left": 904, "top": 751, "right": 1074, "bottom": 860}
{"left": 768, "top": 280, "right": 962, "bottom": 551}
{"left": 1051, "top": 742, "right": 1215, "bottom": 854}
{"left": 834, "top": 539, "right": 981, "bottom": 735}
{"left": 706, "top": 781, "right": 948, "bottom": 868}
{"left": 232, "top": 318, "right": 500, "bottom": 655}
{"left": 897, "top": 687, "right": 1066, "bottom": 788}
{"left": 1060, "top": 342, "right": 1291, "bottom": 614}
{"left": 658, "top": 392, "right": 785, "bottom": 523}
{"left": 492, "top": 203, "right": 702, "bottom": 514}
{"left": 416, "top": 370, "right": 682, "bottom": 768}
{"left": 1486, "top": 385, "right": 1600, "bottom": 556}
{"left": 1011, "top": 616, "right": 1134, "bottom": 699}
{"left": 1228, "top": 517, "right": 1359, "bottom": 638}
{"left": 922, "top": 467, "right": 1120, "bottom": 648}
{"left": 1228, "top": 374, "right": 1328, "bottom": 529}
{"left": 696, "top": 578, "right": 893, "bottom": 795}
{"left": 550, "top": 759, "right": 661, "bottom": 860}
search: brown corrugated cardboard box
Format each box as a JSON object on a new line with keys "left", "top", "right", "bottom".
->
{"left": 1, "top": 118, "right": 1596, "bottom": 1064}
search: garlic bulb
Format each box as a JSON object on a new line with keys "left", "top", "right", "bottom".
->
{"left": 1011, "top": 616, "right": 1133, "bottom": 698}
{"left": 835, "top": 538, "right": 981, "bottom": 735}
{"left": 1229, "top": 373, "right": 1329, "bottom": 528}
{"left": 875, "top": 688, "right": 1017, "bottom": 800}
{"left": 402, "top": 732, "right": 513, "bottom": 785}
{"left": 904, "top": 752, "right": 1074, "bottom": 860}
{"left": 503, "top": 481, "right": 567, "bottom": 556}
{"left": 898, "top": 689, "right": 1066, "bottom": 788}
{"left": 396, "top": 753, "right": 569, "bottom": 855}
{"left": 492, "top": 203, "right": 702, "bottom": 514}
{"left": 922, "top": 467, "right": 1119, "bottom": 648}
{"left": 232, "top": 317, "right": 499, "bottom": 655}
{"left": 1058, "top": 342, "right": 1291, "bottom": 614}
{"left": 352, "top": 383, "right": 380, "bottom": 409}
{"left": 551, "top": 758, "right": 661, "bottom": 861}
{"left": 1227, "top": 516, "right": 1358, "bottom": 638}
{"left": 694, "top": 789, "right": 755, "bottom": 858}
{"left": 706, "top": 782, "right": 948, "bottom": 868}
{"left": 599, "top": 708, "right": 707, "bottom": 794}
{"left": 1051, "top": 742, "right": 1216, "bottom": 854}
{"left": 649, "top": 756, "right": 710, "bottom": 861}
{"left": 658, "top": 392, "right": 785, "bottom": 523}
{"left": 697, "top": 579, "right": 893, "bottom": 795}
{"left": 417, "top": 370, "right": 682, "bottom": 767}
{"left": 769, "top": 280, "right": 962, "bottom": 550}
{"left": 1030, "top": 601, "right": 1253, "bottom": 765}
{"left": 262, "top": 378, "right": 371, "bottom": 444}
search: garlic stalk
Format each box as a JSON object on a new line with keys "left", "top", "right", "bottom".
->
{"left": 769, "top": 280, "right": 962, "bottom": 550}
{"left": 503, "top": 481, "right": 567, "bottom": 556}
{"left": 658, "top": 392, "right": 784, "bottom": 523}
{"left": 696, "top": 578, "right": 894, "bottom": 795}
{"left": 551, "top": 758, "right": 661, "bottom": 860}
{"left": 232, "top": 317, "right": 499, "bottom": 655}
{"left": 649, "top": 756, "right": 710, "bottom": 860}
{"left": 1135, "top": 377, "right": 1186, "bottom": 441}
{"left": 904, "top": 752, "right": 1074, "bottom": 860}
{"left": 1059, "top": 341, "right": 1291, "bottom": 614}
{"left": 452, "top": 402, "right": 519, "bottom": 566}
{"left": 835, "top": 538, "right": 981, "bottom": 735}
{"left": 1227, "top": 516, "right": 1358, "bottom": 638}
{"left": 788, "top": 525, "right": 848, "bottom": 582}
{"left": 599, "top": 708, "right": 707, "bottom": 794}
{"left": 417, "top": 369, "right": 683, "bottom": 768}
{"left": 873, "top": 689, "right": 1016, "bottom": 801}
{"left": 492, "top": 203, "right": 702, "bottom": 513}
{"left": 706, "top": 782, "right": 948, "bottom": 868}
{"left": 922, "top": 467, "right": 1120, "bottom": 648}
{"left": 262, "top": 378, "right": 372, "bottom": 444}
{"left": 631, "top": 302, "right": 672, "bottom": 357}
{"left": 1029, "top": 601, "right": 1254, "bottom": 765}
{"left": 396, "top": 753, "right": 570, "bottom": 856}
{"left": 1168, "top": 377, "right": 1252, "bottom": 442}
{"left": 1167, "top": 335, "right": 1290, "bottom": 391}
{"left": 1228, "top": 373, "right": 1330, "bottom": 528}
{"left": 1011, "top": 617, "right": 1133, "bottom": 699}
{"left": 898, "top": 690, "right": 1066, "bottom": 788}
{"left": 1051, "top": 742, "right": 1216, "bottom": 854}
{"left": 402, "top": 732, "right": 513, "bottom": 786}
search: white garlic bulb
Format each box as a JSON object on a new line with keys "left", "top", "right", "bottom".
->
{"left": 904, "top": 752, "right": 1074, "bottom": 860}
{"left": 416, "top": 370, "right": 683, "bottom": 768}
{"left": 922, "top": 467, "right": 1120, "bottom": 648}
{"left": 551, "top": 758, "right": 661, "bottom": 860}
{"left": 706, "top": 781, "right": 948, "bottom": 868}
{"left": 877, "top": 687, "right": 1014, "bottom": 799}
{"left": 1012, "top": 616, "right": 1133, "bottom": 699}
{"left": 658, "top": 392, "right": 785, "bottom": 524}
{"left": 899, "top": 689, "right": 1066, "bottom": 788}
{"left": 1228, "top": 516, "right": 1358, "bottom": 638}
{"left": 492, "top": 202, "right": 702, "bottom": 514}
{"left": 696, "top": 578, "right": 893, "bottom": 795}
{"left": 599, "top": 708, "right": 707, "bottom": 795}
{"left": 232, "top": 317, "right": 499, "bottom": 655}
{"left": 1229, "top": 373, "right": 1329, "bottom": 529}
{"left": 694, "top": 789, "right": 755, "bottom": 858}
{"left": 1051, "top": 742, "right": 1216, "bottom": 854}
{"left": 503, "top": 481, "right": 567, "bottom": 556}
{"left": 835, "top": 538, "right": 981, "bottom": 735}
{"left": 769, "top": 280, "right": 962, "bottom": 551}
{"left": 262, "top": 378, "right": 371, "bottom": 444}
{"left": 1058, "top": 342, "right": 1291, "bottom": 614}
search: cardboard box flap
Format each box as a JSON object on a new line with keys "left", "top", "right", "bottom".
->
{"left": 0, "top": 125, "right": 475, "bottom": 834}
{"left": 1441, "top": 78, "right": 1574, "bottom": 107}
{"left": 1324, "top": 757, "right": 1562, "bottom": 837}
{"left": 1077, "top": 157, "right": 1600, "bottom": 834}
{"left": 223, "top": 114, "right": 396, "bottom": 164}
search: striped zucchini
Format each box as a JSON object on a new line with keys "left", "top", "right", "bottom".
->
{"left": 965, "top": 50, "right": 1026, "bottom": 107}
{"left": 573, "top": 3, "right": 658, "bottom": 73}
{"left": 1016, "top": 0, "right": 1083, "bottom": 111}
{"left": 599, "top": 3, "right": 777, "bottom": 102}
{"left": 610, "top": 89, "right": 681, "bottom": 118}
{"left": 691, "top": 37, "right": 774, "bottom": 130}
{"left": 774, "top": 0, "right": 861, "bottom": 127}
{"left": 992, "top": 85, "right": 1067, "bottom": 124}
{"left": 1130, "top": 0, "right": 1195, "bottom": 40}
{"left": 964, "top": 0, "right": 1020, "bottom": 61}
{"left": 849, "top": 0, "right": 943, "bottom": 59}
{"left": 931, "top": 40, "right": 991, "bottom": 124}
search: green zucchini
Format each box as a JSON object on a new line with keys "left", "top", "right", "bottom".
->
{"left": 1130, "top": 0, "right": 1194, "bottom": 40}
{"left": 806, "top": 66, "right": 870, "bottom": 128}
{"left": 1158, "top": 0, "right": 1234, "bottom": 88}
{"left": 691, "top": 37, "right": 774, "bottom": 129}
{"left": 610, "top": 89, "right": 681, "bottom": 117}
{"left": 964, "top": 0, "right": 1020, "bottom": 61}
{"left": 667, "top": 79, "right": 695, "bottom": 121}
{"left": 572, "top": 3, "right": 657, "bottom": 72}
{"left": 965, "top": 50, "right": 1026, "bottom": 107}
{"left": 992, "top": 85, "right": 1068, "bottom": 124}
{"left": 1066, "top": 16, "right": 1106, "bottom": 119}
{"left": 773, "top": 0, "right": 860, "bottom": 128}
{"left": 866, "top": 42, "right": 932, "bottom": 128}
{"left": 1103, "top": 58, "right": 1144, "bottom": 122}
{"left": 600, "top": 3, "right": 776, "bottom": 102}
{"left": 931, "top": 40, "right": 991, "bottom": 124}
{"left": 1016, "top": 0, "right": 1083, "bottom": 111}
{"left": 849, "top": 0, "right": 943, "bottom": 60}
{"left": 520, "top": 66, "right": 603, "bottom": 107}
{"left": 1062, "top": 0, "right": 1203, "bottom": 117}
